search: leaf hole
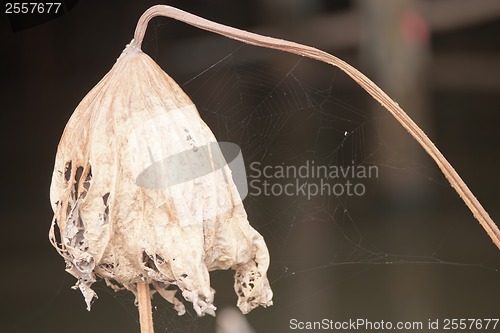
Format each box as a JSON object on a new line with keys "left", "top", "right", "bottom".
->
{"left": 99, "top": 262, "right": 115, "bottom": 270}
{"left": 102, "top": 192, "right": 110, "bottom": 205}
{"left": 64, "top": 161, "right": 72, "bottom": 182}
{"left": 102, "top": 192, "right": 110, "bottom": 215}
{"left": 74, "top": 166, "right": 84, "bottom": 194}
{"left": 83, "top": 165, "right": 92, "bottom": 192}
{"left": 156, "top": 254, "right": 165, "bottom": 265}
{"left": 142, "top": 251, "right": 159, "bottom": 272}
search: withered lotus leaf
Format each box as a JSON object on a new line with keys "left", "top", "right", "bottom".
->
{"left": 49, "top": 43, "right": 273, "bottom": 316}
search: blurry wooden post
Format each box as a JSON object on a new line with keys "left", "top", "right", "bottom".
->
{"left": 358, "top": 0, "right": 432, "bottom": 206}
{"left": 357, "top": 0, "right": 435, "bottom": 320}
{"left": 256, "top": 0, "right": 322, "bottom": 23}
{"left": 256, "top": 0, "right": 341, "bottom": 324}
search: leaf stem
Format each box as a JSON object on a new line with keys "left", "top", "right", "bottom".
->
{"left": 131, "top": 5, "right": 500, "bottom": 250}
{"left": 137, "top": 283, "right": 154, "bottom": 333}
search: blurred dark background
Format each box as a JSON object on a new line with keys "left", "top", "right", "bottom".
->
{"left": 1, "top": 1, "right": 500, "bottom": 332}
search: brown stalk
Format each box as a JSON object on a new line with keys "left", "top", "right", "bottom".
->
{"left": 137, "top": 283, "right": 154, "bottom": 333}
{"left": 131, "top": 6, "right": 500, "bottom": 249}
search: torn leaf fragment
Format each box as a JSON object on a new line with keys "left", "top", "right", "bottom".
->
{"left": 49, "top": 43, "right": 273, "bottom": 316}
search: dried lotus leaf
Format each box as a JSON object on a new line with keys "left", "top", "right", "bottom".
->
{"left": 49, "top": 44, "right": 273, "bottom": 316}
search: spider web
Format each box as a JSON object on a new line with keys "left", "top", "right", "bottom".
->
{"left": 110, "top": 44, "right": 500, "bottom": 332}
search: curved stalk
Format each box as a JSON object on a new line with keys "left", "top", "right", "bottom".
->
{"left": 130, "top": 5, "right": 500, "bottom": 250}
